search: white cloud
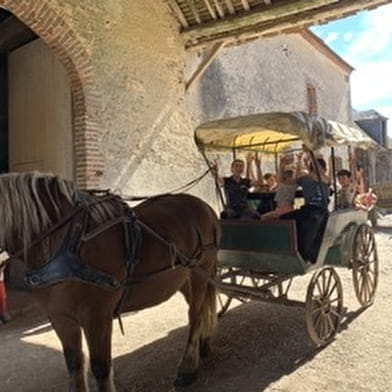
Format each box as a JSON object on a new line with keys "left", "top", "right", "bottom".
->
{"left": 343, "top": 32, "right": 353, "bottom": 42}
{"left": 345, "top": 4, "right": 392, "bottom": 62}
{"left": 351, "top": 61, "right": 392, "bottom": 107}
{"left": 324, "top": 32, "right": 339, "bottom": 44}
{"left": 341, "top": 4, "right": 392, "bottom": 136}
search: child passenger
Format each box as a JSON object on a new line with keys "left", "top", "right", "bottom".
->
{"left": 260, "top": 155, "right": 297, "bottom": 220}
{"left": 336, "top": 169, "right": 356, "bottom": 208}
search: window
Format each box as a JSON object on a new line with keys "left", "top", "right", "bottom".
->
{"left": 306, "top": 83, "right": 318, "bottom": 116}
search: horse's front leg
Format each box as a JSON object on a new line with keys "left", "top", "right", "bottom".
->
{"left": 50, "top": 315, "right": 88, "bottom": 392}
{"left": 82, "top": 310, "right": 116, "bottom": 392}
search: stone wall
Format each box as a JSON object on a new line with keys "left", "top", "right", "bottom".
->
{"left": 0, "top": 1, "right": 353, "bottom": 207}
{"left": 50, "top": 0, "right": 216, "bottom": 202}
{"left": 186, "top": 33, "right": 352, "bottom": 177}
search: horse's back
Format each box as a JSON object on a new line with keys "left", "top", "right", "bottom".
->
{"left": 135, "top": 194, "right": 218, "bottom": 230}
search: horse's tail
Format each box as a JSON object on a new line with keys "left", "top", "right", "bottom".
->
{"left": 200, "top": 212, "right": 220, "bottom": 341}
{"left": 200, "top": 265, "right": 217, "bottom": 341}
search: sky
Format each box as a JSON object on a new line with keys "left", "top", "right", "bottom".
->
{"left": 311, "top": 3, "right": 392, "bottom": 135}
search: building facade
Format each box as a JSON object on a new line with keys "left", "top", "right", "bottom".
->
{"left": 0, "top": 0, "right": 357, "bottom": 205}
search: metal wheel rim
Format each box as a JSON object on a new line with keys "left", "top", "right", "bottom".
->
{"left": 352, "top": 224, "right": 379, "bottom": 307}
{"left": 306, "top": 267, "right": 344, "bottom": 346}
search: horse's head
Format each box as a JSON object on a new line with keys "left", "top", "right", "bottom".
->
{"left": 0, "top": 172, "right": 74, "bottom": 254}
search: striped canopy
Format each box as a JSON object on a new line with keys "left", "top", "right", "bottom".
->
{"left": 195, "top": 112, "right": 377, "bottom": 153}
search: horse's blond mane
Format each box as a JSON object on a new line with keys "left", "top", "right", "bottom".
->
{"left": 0, "top": 172, "right": 74, "bottom": 251}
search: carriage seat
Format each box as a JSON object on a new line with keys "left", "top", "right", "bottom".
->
{"left": 218, "top": 219, "right": 307, "bottom": 274}
{"left": 219, "top": 219, "right": 298, "bottom": 255}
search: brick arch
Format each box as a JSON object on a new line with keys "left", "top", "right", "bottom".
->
{"left": 0, "top": 0, "right": 104, "bottom": 188}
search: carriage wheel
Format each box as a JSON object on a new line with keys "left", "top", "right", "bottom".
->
{"left": 352, "top": 224, "right": 379, "bottom": 307}
{"left": 305, "top": 267, "right": 344, "bottom": 346}
{"left": 368, "top": 209, "right": 378, "bottom": 228}
{"left": 217, "top": 267, "right": 234, "bottom": 317}
{"left": 217, "top": 268, "right": 251, "bottom": 317}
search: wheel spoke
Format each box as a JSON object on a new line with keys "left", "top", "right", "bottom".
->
{"left": 312, "top": 305, "right": 323, "bottom": 314}
{"left": 321, "top": 272, "right": 326, "bottom": 293}
{"left": 326, "top": 280, "right": 338, "bottom": 298}
{"left": 324, "top": 270, "right": 333, "bottom": 297}
{"left": 326, "top": 313, "right": 336, "bottom": 335}
{"left": 313, "top": 310, "right": 322, "bottom": 328}
{"left": 322, "top": 316, "right": 330, "bottom": 339}
{"left": 364, "top": 274, "right": 374, "bottom": 300}
{"left": 359, "top": 278, "right": 366, "bottom": 299}
{"left": 366, "top": 240, "right": 375, "bottom": 257}
{"left": 318, "top": 316, "right": 326, "bottom": 338}
{"left": 315, "top": 278, "right": 324, "bottom": 296}
{"left": 366, "top": 271, "right": 375, "bottom": 289}
{"left": 329, "top": 307, "right": 342, "bottom": 319}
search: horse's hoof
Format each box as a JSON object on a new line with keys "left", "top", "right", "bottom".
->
{"left": 173, "top": 371, "right": 198, "bottom": 387}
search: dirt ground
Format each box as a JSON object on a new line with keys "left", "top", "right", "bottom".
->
{"left": 1, "top": 215, "right": 392, "bottom": 392}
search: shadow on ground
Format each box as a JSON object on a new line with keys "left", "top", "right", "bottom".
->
{"left": 113, "top": 301, "right": 365, "bottom": 392}
{"left": 0, "top": 291, "right": 66, "bottom": 392}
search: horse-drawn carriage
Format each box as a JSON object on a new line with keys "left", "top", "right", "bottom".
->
{"left": 0, "top": 111, "right": 380, "bottom": 390}
{"left": 195, "top": 111, "right": 379, "bottom": 346}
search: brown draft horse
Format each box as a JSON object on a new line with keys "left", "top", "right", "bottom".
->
{"left": 0, "top": 172, "right": 220, "bottom": 392}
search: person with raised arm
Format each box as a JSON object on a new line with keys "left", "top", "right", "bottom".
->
{"left": 212, "top": 154, "right": 261, "bottom": 219}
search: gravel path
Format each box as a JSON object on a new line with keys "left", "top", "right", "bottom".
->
{"left": 1, "top": 216, "right": 392, "bottom": 392}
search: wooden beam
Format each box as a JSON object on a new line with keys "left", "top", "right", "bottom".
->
{"left": 183, "top": 0, "right": 392, "bottom": 49}
{"left": 213, "top": 0, "right": 225, "bottom": 18}
{"left": 185, "top": 41, "right": 225, "bottom": 91}
{"left": 204, "top": 0, "right": 218, "bottom": 20}
{"left": 189, "top": 0, "right": 202, "bottom": 24}
{"left": 241, "top": 0, "right": 251, "bottom": 11}
{"left": 166, "top": 0, "right": 189, "bottom": 28}
{"left": 224, "top": 0, "right": 236, "bottom": 14}
{"left": 183, "top": 0, "right": 338, "bottom": 42}
{"left": 0, "top": 15, "right": 37, "bottom": 54}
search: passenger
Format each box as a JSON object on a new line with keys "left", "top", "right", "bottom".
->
{"left": 261, "top": 155, "right": 297, "bottom": 220}
{"left": 333, "top": 153, "right": 367, "bottom": 209}
{"left": 280, "top": 145, "right": 330, "bottom": 263}
{"left": 212, "top": 155, "right": 261, "bottom": 219}
{"left": 251, "top": 154, "right": 278, "bottom": 192}
{"left": 336, "top": 169, "right": 356, "bottom": 209}
{"left": 263, "top": 173, "right": 278, "bottom": 192}
{"left": 247, "top": 154, "right": 278, "bottom": 214}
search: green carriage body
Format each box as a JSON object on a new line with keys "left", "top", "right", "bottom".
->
{"left": 218, "top": 209, "right": 368, "bottom": 274}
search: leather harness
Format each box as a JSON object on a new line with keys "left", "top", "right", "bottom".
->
{"left": 25, "top": 191, "right": 141, "bottom": 298}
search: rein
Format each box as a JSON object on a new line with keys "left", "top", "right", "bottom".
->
{"left": 119, "top": 168, "right": 212, "bottom": 202}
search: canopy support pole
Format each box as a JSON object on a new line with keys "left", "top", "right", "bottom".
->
{"left": 200, "top": 150, "right": 227, "bottom": 211}
{"left": 330, "top": 147, "right": 338, "bottom": 209}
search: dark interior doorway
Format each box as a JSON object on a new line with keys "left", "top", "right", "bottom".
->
{"left": 0, "top": 8, "right": 37, "bottom": 174}
{"left": 0, "top": 53, "right": 7, "bottom": 173}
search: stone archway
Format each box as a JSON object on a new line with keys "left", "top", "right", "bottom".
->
{"left": 0, "top": 0, "right": 104, "bottom": 188}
